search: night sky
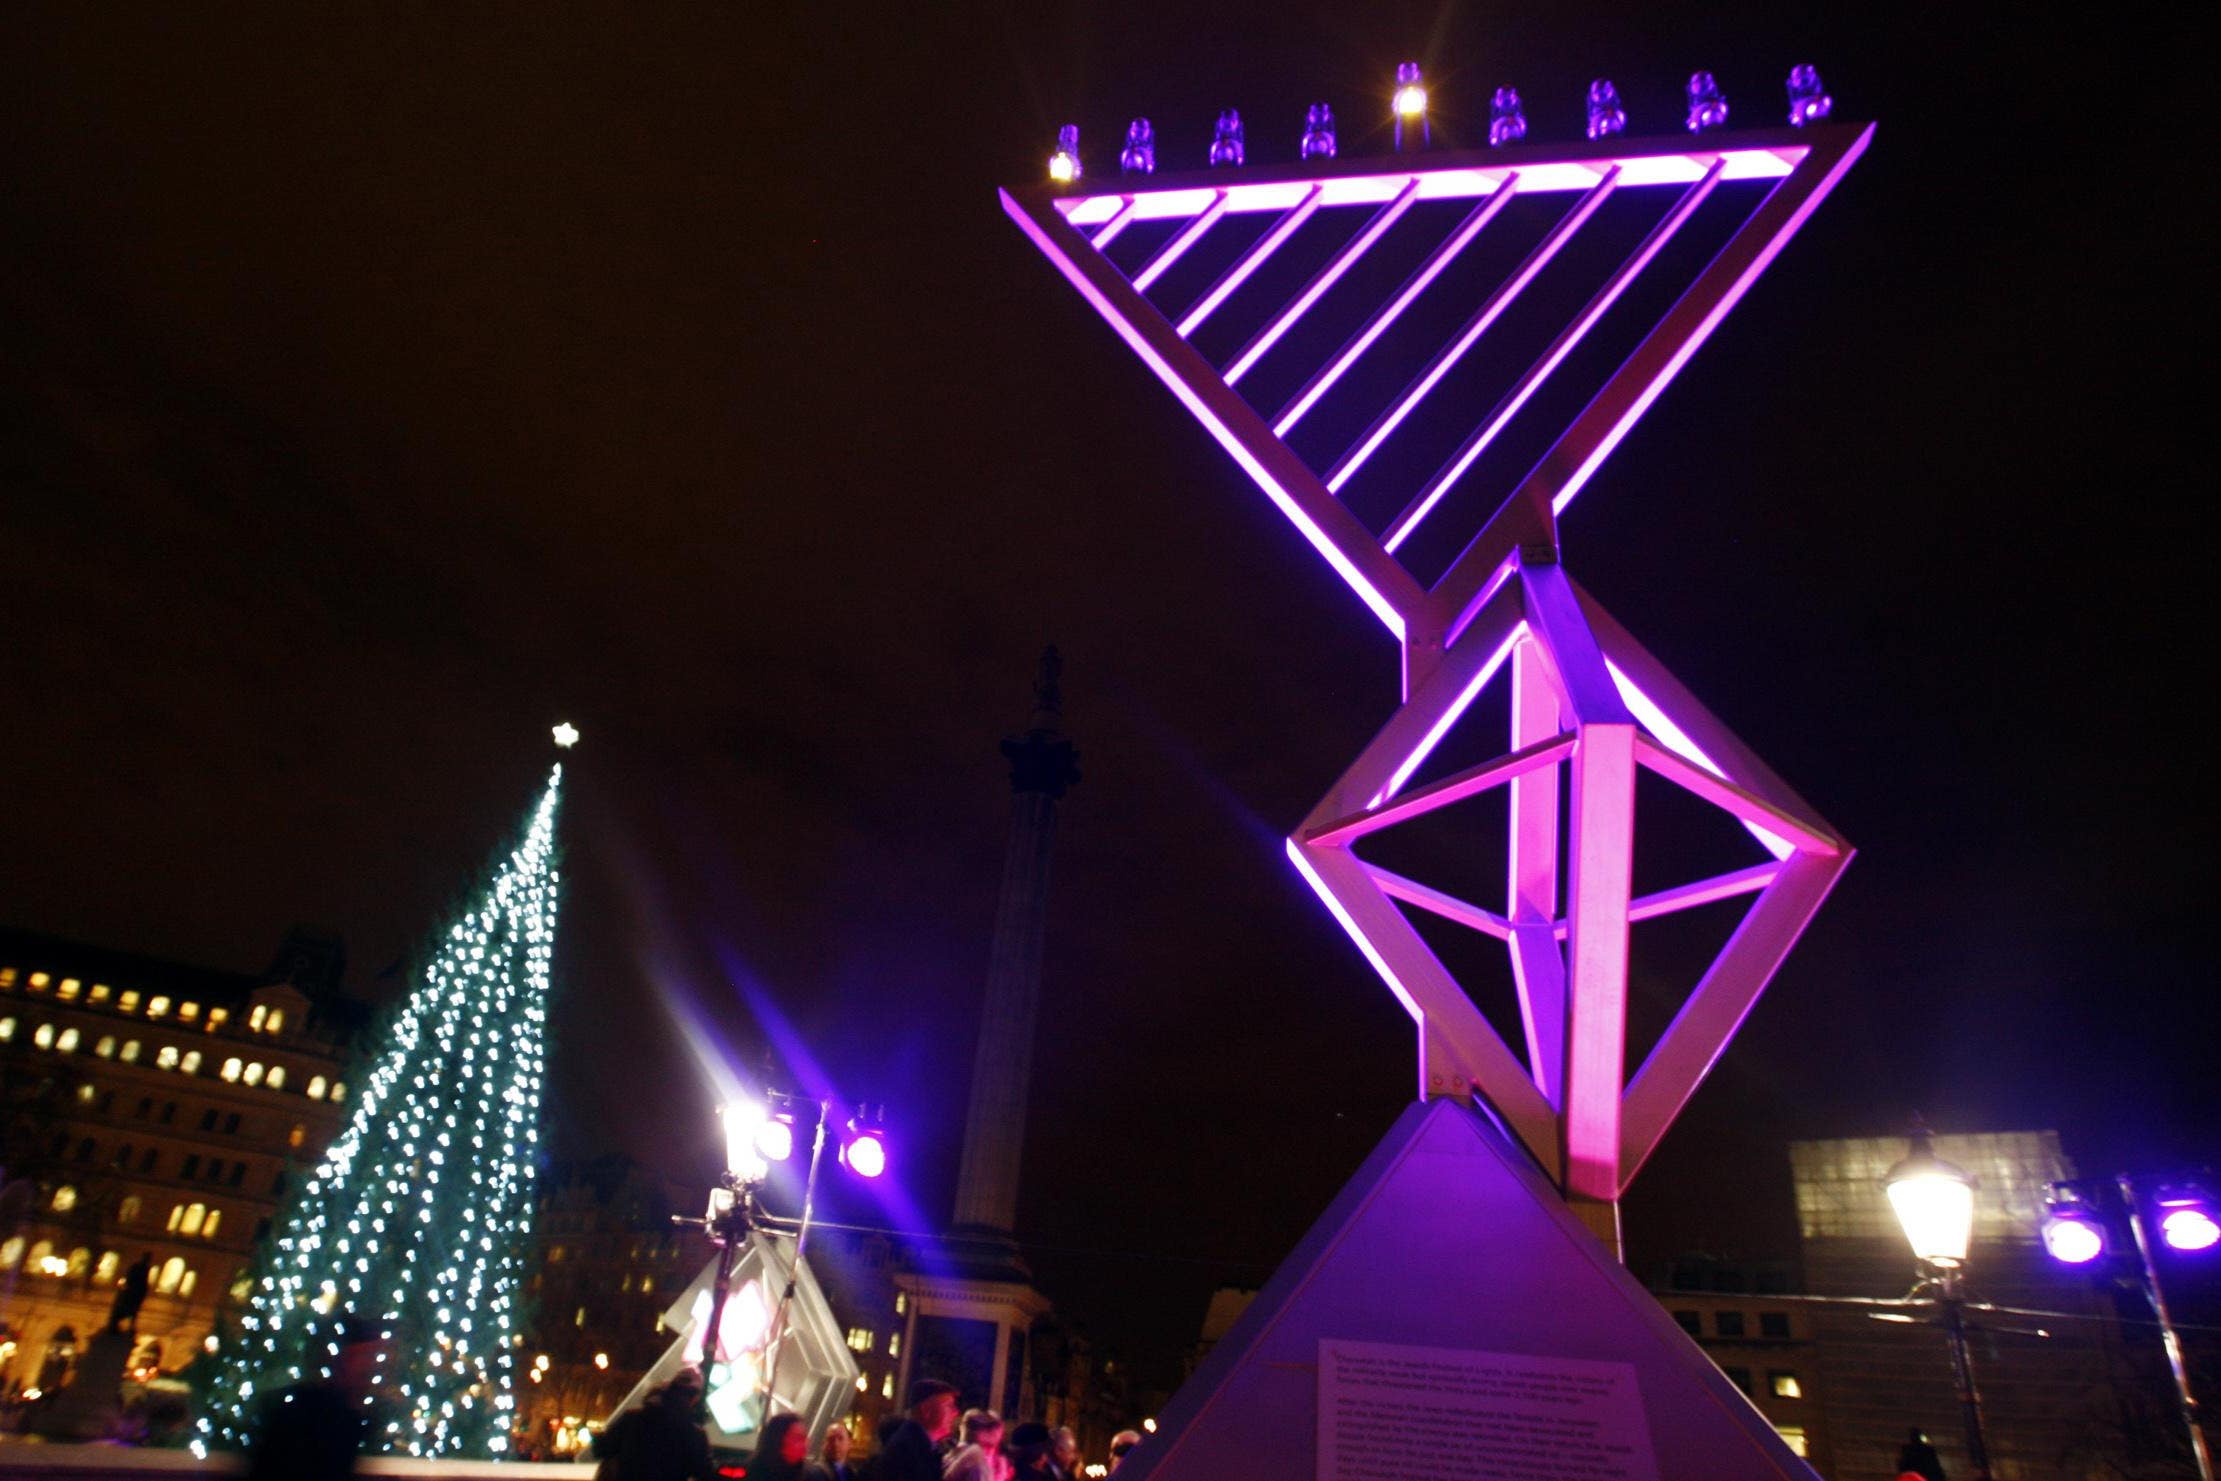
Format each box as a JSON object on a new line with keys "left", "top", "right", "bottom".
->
{"left": 1, "top": 2, "right": 2203, "bottom": 1383}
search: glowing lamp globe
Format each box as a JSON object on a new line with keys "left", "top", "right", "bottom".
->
{"left": 2041, "top": 1211, "right": 2105, "bottom": 1264}
{"left": 1885, "top": 1135, "right": 1976, "bottom": 1266}
{"left": 721, "top": 1098, "right": 771, "bottom": 1183}
{"left": 1049, "top": 124, "right": 1081, "bottom": 184}
{"left": 841, "top": 1124, "right": 889, "bottom": 1179}
{"left": 1393, "top": 61, "right": 1427, "bottom": 120}
{"left": 2160, "top": 1201, "right": 2220, "bottom": 1252}
{"left": 754, "top": 1114, "right": 796, "bottom": 1164}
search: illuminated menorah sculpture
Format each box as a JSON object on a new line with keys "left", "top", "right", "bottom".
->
{"left": 1005, "top": 100, "right": 1870, "bottom": 1239}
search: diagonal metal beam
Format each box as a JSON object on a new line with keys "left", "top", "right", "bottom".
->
{"left": 1001, "top": 188, "right": 1425, "bottom": 637}
{"left": 1273, "top": 180, "right": 1521, "bottom": 436}
{"left": 1223, "top": 178, "right": 1422, "bottom": 387}
{"left": 1386, "top": 162, "right": 1725, "bottom": 553}
{"left": 1178, "top": 186, "right": 1325, "bottom": 338}
{"left": 1328, "top": 171, "right": 1621, "bottom": 497}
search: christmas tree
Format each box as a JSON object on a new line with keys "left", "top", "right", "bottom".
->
{"left": 202, "top": 747, "right": 568, "bottom": 1459}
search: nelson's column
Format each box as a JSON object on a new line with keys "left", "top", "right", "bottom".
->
{"left": 895, "top": 647, "right": 1080, "bottom": 1414}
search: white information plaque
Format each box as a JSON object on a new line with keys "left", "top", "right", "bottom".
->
{"left": 1318, "top": 1339, "right": 1658, "bottom": 1480}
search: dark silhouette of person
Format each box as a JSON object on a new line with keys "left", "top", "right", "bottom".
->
{"left": 107, "top": 1254, "right": 153, "bottom": 1334}
{"left": 245, "top": 1315, "right": 392, "bottom": 1481}
{"left": 1897, "top": 1426, "right": 1947, "bottom": 1481}
{"left": 591, "top": 1368, "right": 719, "bottom": 1481}
{"left": 875, "top": 1378, "right": 958, "bottom": 1481}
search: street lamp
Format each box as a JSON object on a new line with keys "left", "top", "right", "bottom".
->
{"left": 1885, "top": 1128, "right": 1992, "bottom": 1480}
{"left": 2042, "top": 1176, "right": 2217, "bottom": 1479}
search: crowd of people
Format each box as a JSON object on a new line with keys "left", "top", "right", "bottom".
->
{"left": 593, "top": 1373, "right": 1146, "bottom": 1481}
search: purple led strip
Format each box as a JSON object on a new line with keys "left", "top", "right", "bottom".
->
{"left": 1273, "top": 180, "right": 1521, "bottom": 438}
{"left": 1326, "top": 170, "right": 1621, "bottom": 497}
{"left": 1090, "top": 197, "right": 1141, "bottom": 252}
{"left": 1133, "top": 190, "right": 1231, "bottom": 293}
{"left": 1178, "top": 186, "right": 1325, "bottom": 339}
{"left": 1384, "top": 160, "right": 1724, "bottom": 553}
{"left": 1223, "top": 178, "right": 1422, "bottom": 387}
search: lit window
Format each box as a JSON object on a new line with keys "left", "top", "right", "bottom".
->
{"left": 95, "top": 1035, "right": 116, "bottom": 1058}
{"left": 243, "top": 1062, "right": 265, "bottom": 1087}
{"left": 307, "top": 1076, "right": 328, "bottom": 1100}
{"left": 0, "top": 1237, "right": 22, "bottom": 1269}
{"left": 331, "top": 1082, "right": 347, "bottom": 1102}
{"left": 29, "top": 1240, "right": 54, "bottom": 1269}
{"left": 266, "top": 1065, "right": 285, "bottom": 1090}
{"left": 120, "top": 1040, "right": 141, "bottom": 1063}
{"left": 0, "top": 1017, "right": 14, "bottom": 1042}
{"left": 847, "top": 1328, "right": 874, "bottom": 1352}
{"left": 29, "top": 972, "right": 51, "bottom": 989}
{"left": 180, "top": 1204, "right": 206, "bottom": 1237}
{"left": 147, "top": 997, "right": 171, "bottom": 1018}
{"left": 58, "top": 978, "right": 82, "bottom": 1001}
{"left": 178, "top": 1002, "right": 199, "bottom": 1022}
{"left": 0, "top": 967, "right": 15, "bottom": 989}
{"left": 574, "top": 1307, "right": 587, "bottom": 1328}
{"left": 180, "top": 1050, "right": 202, "bottom": 1074}
{"left": 119, "top": 990, "right": 141, "bottom": 1013}
{"left": 221, "top": 1058, "right": 243, "bottom": 1082}
{"left": 33, "top": 1023, "right": 54, "bottom": 1049}
{"left": 156, "top": 1045, "right": 180, "bottom": 1070}
{"left": 207, "top": 1007, "right": 228, "bottom": 1029}
{"left": 288, "top": 1123, "right": 305, "bottom": 1148}
{"left": 881, "top": 1373, "right": 894, "bottom": 1400}
{"left": 167, "top": 1205, "right": 185, "bottom": 1233}
{"left": 179, "top": 1267, "right": 198, "bottom": 1298}
{"left": 203, "top": 1209, "right": 222, "bottom": 1238}
{"left": 89, "top": 983, "right": 111, "bottom": 1004}
{"left": 230, "top": 1275, "right": 252, "bottom": 1301}
{"left": 889, "top": 1331, "right": 901, "bottom": 1358}
{"left": 248, "top": 1005, "right": 267, "bottom": 1031}
{"left": 118, "top": 1196, "right": 141, "bottom": 1224}
{"left": 94, "top": 1251, "right": 119, "bottom": 1283}
{"left": 1774, "top": 1424, "right": 1808, "bottom": 1458}
{"left": 640, "top": 1275, "right": 654, "bottom": 1295}
{"left": 56, "top": 1027, "right": 80, "bottom": 1053}
{"left": 68, "top": 1247, "right": 90, "bottom": 1278}
{"left": 76, "top": 1083, "right": 96, "bottom": 1104}
{"left": 896, "top": 1292, "right": 906, "bottom": 1315}
{"left": 52, "top": 1186, "right": 78, "bottom": 1213}
{"left": 1771, "top": 1372, "right": 1802, "bottom": 1400}
{"left": 266, "top": 1009, "right": 285, "bottom": 1033}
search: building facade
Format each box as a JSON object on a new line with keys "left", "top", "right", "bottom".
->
{"left": 0, "top": 927, "right": 363, "bottom": 1396}
{"left": 1649, "top": 1258, "right": 1832, "bottom": 1473}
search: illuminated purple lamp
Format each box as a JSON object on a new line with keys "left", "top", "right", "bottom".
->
{"left": 1208, "top": 108, "right": 1245, "bottom": 168}
{"left": 1686, "top": 70, "right": 1729, "bottom": 132}
{"left": 840, "top": 1117, "right": 889, "bottom": 1179}
{"left": 1120, "top": 117, "right": 1156, "bottom": 175}
{"left": 2040, "top": 1189, "right": 2106, "bottom": 1264}
{"left": 1301, "top": 103, "right": 1337, "bottom": 161}
{"left": 2158, "top": 1189, "right": 2221, "bottom": 1252}
{"left": 1049, "top": 124, "right": 1082, "bottom": 184}
{"left": 1393, "top": 61, "right": 1428, "bottom": 152}
{"left": 1787, "top": 65, "right": 1833, "bottom": 126}
{"left": 1586, "top": 79, "right": 1627, "bottom": 140}
{"left": 1488, "top": 87, "right": 1527, "bottom": 147}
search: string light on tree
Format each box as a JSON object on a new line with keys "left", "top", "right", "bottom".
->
{"left": 200, "top": 748, "right": 568, "bottom": 1460}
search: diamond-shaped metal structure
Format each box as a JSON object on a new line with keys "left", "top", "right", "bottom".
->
{"left": 1003, "top": 121, "right": 1868, "bottom": 1213}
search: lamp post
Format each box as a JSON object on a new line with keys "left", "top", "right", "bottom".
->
{"left": 2044, "top": 1177, "right": 2217, "bottom": 1479}
{"left": 1885, "top": 1128, "right": 1993, "bottom": 1481}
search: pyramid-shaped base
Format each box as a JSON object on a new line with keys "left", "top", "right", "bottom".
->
{"left": 1120, "top": 1100, "right": 1813, "bottom": 1480}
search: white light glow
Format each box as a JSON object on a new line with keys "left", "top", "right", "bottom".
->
{"left": 552, "top": 722, "right": 580, "bottom": 748}
{"left": 1394, "top": 85, "right": 1428, "bottom": 119}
